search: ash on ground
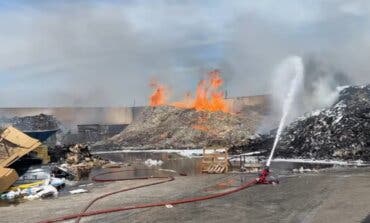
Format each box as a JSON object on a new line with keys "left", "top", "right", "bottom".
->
{"left": 232, "top": 85, "right": 370, "bottom": 161}
{"left": 95, "top": 106, "right": 261, "bottom": 150}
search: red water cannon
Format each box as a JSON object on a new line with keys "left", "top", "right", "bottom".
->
{"left": 257, "top": 167, "right": 279, "bottom": 184}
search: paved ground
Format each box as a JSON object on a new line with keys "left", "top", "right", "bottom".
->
{"left": 1, "top": 167, "right": 369, "bottom": 223}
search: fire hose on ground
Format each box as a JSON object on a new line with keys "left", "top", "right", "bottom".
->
{"left": 38, "top": 167, "right": 277, "bottom": 223}
{"left": 39, "top": 136, "right": 281, "bottom": 223}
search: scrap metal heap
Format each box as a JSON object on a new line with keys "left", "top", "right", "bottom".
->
{"left": 0, "top": 114, "right": 59, "bottom": 131}
{"left": 233, "top": 85, "right": 370, "bottom": 161}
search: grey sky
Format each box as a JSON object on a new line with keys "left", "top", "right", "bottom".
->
{"left": 0, "top": 0, "right": 369, "bottom": 107}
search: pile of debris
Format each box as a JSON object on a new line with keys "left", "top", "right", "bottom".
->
{"left": 0, "top": 114, "right": 59, "bottom": 131}
{"left": 1, "top": 177, "right": 65, "bottom": 201}
{"left": 1, "top": 143, "right": 109, "bottom": 202}
{"left": 53, "top": 144, "right": 108, "bottom": 180}
{"left": 96, "top": 105, "right": 261, "bottom": 150}
{"left": 0, "top": 124, "right": 110, "bottom": 203}
{"left": 233, "top": 85, "right": 370, "bottom": 161}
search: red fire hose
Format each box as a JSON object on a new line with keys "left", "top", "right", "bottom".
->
{"left": 74, "top": 169, "right": 175, "bottom": 223}
{"left": 38, "top": 169, "right": 258, "bottom": 223}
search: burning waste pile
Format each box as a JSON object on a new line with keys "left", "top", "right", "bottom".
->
{"left": 234, "top": 85, "right": 370, "bottom": 162}
{"left": 101, "top": 106, "right": 259, "bottom": 150}
{"left": 96, "top": 70, "right": 261, "bottom": 150}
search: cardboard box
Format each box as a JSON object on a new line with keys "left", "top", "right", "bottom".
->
{"left": 0, "top": 167, "right": 19, "bottom": 193}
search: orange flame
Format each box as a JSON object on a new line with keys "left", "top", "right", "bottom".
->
{"left": 192, "top": 70, "right": 228, "bottom": 112}
{"left": 149, "top": 80, "right": 167, "bottom": 106}
{"left": 149, "top": 70, "right": 229, "bottom": 112}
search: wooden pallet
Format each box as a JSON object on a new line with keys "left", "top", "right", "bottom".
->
{"left": 201, "top": 147, "right": 229, "bottom": 174}
{"left": 206, "top": 164, "right": 227, "bottom": 174}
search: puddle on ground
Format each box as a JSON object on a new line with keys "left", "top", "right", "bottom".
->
{"left": 270, "top": 161, "right": 334, "bottom": 171}
{"left": 89, "top": 167, "right": 172, "bottom": 181}
{"left": 98, "top": 151, "right": 202, "bottom": 175}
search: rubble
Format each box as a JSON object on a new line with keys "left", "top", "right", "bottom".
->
{"left": 0, "top": 143, "right": 107, "bottom": 201}
{"left": 52, "top": 144, "right": 108, "bottom": 180}
{"left": 233, "top": 85, "right": 370, "bottom": 161}
{"left": 96, "top": 105, "right": 260, "bottom": 150}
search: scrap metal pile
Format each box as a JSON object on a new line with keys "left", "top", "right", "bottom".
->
{"left": 98, "top": 105, "right": 260, "bottom": 150}
{"left": 0, "top": 114, "right": 59, "bottom": 131}
{"left": 233, "top": 85, "right": 370, "bottom": 161}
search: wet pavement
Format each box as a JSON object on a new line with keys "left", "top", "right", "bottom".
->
{"left": 1, "top": 151, "right": 369, "bottom": 223}
{"left": 98, "top": 151, "right": 202, "bottom": 175}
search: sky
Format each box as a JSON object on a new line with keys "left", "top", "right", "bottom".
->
{"left": 0, "top": 0, "right": 369, "bottom": 107}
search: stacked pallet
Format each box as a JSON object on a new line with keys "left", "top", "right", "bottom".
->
{"left": 201, "top": 147, "right": 229, "bottom": 174}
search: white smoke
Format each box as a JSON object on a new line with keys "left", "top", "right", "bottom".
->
{"left": 259, "top": 55, "right": 350, "bottom": 133}
{"left": 305, "top": 76, "right": 341, "bottom": 110}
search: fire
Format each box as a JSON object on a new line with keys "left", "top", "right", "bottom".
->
{"left": 149, "top": 80, "right": 167, "bottom": 106}
{"left": 149, "top": 70, "right": 230, "bottom": 112}
{"left": 193, "top": 70, "right": 228, "bottom": 112}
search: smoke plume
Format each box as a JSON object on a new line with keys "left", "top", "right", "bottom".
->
{"left": 0, "top": 1, "right": 369, "bottom": 107}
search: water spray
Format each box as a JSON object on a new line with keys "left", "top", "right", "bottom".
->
{"left": 258, "top": 56, "right": 304, "bottom": 184}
